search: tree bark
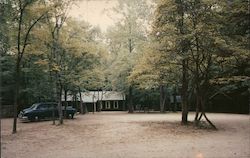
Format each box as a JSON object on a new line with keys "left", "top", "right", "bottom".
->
{"left": 13, "top": 1, "right": 25, "bottom": 134}
{"left": 13, "top": 60, "right": 20, "bottom": 133}
{"left": 198, "top": 113, "right": 203, "bottom": 121}
{"left": 92, "top": 91, "right": 96, "bottom": 114}
{"left": 52, "top": 103, "right": 55, "bottom": 125}
{"left": 160, "top": 85, "right": 165, "bottom": 113}
{"left": 173, "top": 88, "right": 177, "bottom": 112}
{"left": 181, "top": 59, "right": 189, "bottom": 124}
{"left": 99, "top": 90, "right": 104, "bottom": 112}
{"left": 249, "top": 88, "right": 250, "bottom": 114}
{"left": 122, "top": 93, "right": 126, "bottom": 111}
{"left": 128, "top": 86, "right": 134, "bottom": 113}
{"left": 79, "top": 88, "right": 84, "bottom": 114}
{"left": 176, "top": 0, "right": 189, "bottom": 124}
{"left": 84, "top": 103, "right": 88, "bottom": 114}
{"left": 200, "top": 96, "right": 217, "bottom": 129}
{"left": 12, "top": 1, "right": 49, "bottom": 133}
{"left": 57, "top": 81, "right": 63, "bottom": 124}
{"left": 194, "top": 94, "right": 200, "bottom": 123}
{"left": 64, "top": 89, "right": 68, "bottom": 118}
{"left": 97, "top": 91, "right": 100, "bottom": 112}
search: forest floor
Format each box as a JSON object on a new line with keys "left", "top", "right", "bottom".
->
{"left": 1, "top": 112, "right": 250, "bottom": 158}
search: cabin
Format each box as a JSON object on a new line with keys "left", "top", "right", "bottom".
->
{"left": 62, "top": 91, "right": 126, "bottom": 112}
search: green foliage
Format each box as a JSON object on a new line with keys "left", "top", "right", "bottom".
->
{"left": 0, "top": 1, "right": 12, "bottom": 56}
{"left": 0, "top": 55, "right": 15, "bottom": 104}
{"left": 106, "top": 0, "right": 153, "bottom": 94}
{"left": 1, "top": 0, "right": 110, "bottom": 106}
{"left": 1, "top": 0, "right": 248, "bottom": 111}
{"left": 131, "top": 0, "right": 249, "bottom": 114}
{"left": 209, "top": 0, "right": 250, "bottom": 92}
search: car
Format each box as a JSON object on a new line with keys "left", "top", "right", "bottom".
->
{"left": 18, "top": 102, "right": 76, "bottom": 121}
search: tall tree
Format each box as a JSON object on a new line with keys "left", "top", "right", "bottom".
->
{"left": 153, "top": 0, "right": 190, "bottom": 123}
{"left": 106, "top": 0, "right": 153, "bottom": 113}
{"left": 43, "top": 0, "right": 74, "bottom": 124}
{"left": 129, "top": 41, "right": 180, "bottom": 112}
{"left": 209, "top": 0, "right": 250, "bottom": 114}
{"left": 0, "top": 1, "right": 15, "bottom": 107}
{"left": 11, "top": 0, "right": 52, "bottom": 133}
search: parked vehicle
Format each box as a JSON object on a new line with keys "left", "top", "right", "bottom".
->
{"left": 18, "top": 102, "right": 76, "bottom": 121}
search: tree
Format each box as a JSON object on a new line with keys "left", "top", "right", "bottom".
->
{"left": 129, "top": 41, "right": 180, "bottom": 112}
{"left": 208, "top": 0, "right": 250, "bottom": 114}
{"left": 40, "top": 0, "right": 76, "bottom": 124}
{"left": 106, "top": 0, "right": 153, "bottom": 113}
{"left": 150, "top": 0, "right": 249, "bottom": 128}
{"left": 60, "top": 19, "right": 109, "bottom": 114}
{"left": 30, "top": 10, "right": 107, "bottom": 115}
{"left": 183, "top": 0, "right": 222, "bottom": 128}
{"left": 0, "top": 1, "right": 15, "bottom": 107}
{"left": 11, "top": 0, "right": 53, "bottom": 133}
{"left": 152, "top": 0, "right": 190, "bottom": 123}
{"left": 183, "top": 0, "right": 249, "bottom": 129}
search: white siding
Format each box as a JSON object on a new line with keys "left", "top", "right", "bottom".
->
{"left": 62, "top": 91, "right": 125, "bottom": 103}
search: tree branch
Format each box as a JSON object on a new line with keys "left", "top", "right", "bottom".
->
{"left": 20, "top": 12, "right": 48, "bottom": 60}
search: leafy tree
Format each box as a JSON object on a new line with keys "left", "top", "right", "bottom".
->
{"left": 152, "top": 0, "right": 190, "bottom": 123}
{"left": 149, "top": 0, "right": 249, "bottom": 127}
{"left": 38, "top": 0, "right": 77, "bottom": 124}
{"left": 209, "top": 0, "right": 250, "bottom": 113}
{"left": 60, "top": 19, "right": 109, "bottom": 114}
{"left": 129, "top": 41, "right": 180, "bottom": 112}
{"left": 106, "top": 0, "right": 153, "bottom": 113}
{"left": 11, "top": 0, "right": 55, "bottom": 133}
{"left": 0, "top": 1, "right": 15, "bottom": 106}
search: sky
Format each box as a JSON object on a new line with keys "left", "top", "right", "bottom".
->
{"left": 69, "top": 0, "right": 118, "bottom": 32}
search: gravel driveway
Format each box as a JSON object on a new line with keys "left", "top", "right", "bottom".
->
{"left": 1, "top": 112, "right": 250, "bottom": 158}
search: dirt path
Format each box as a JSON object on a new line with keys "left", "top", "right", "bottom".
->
{"left": 1, "top": 112, "right": 250, "bottom": 158}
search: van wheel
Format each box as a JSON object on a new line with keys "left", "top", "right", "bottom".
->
{"left": 35, "top": 116, "right": 40, "bottom": 121}
{"left": 28, "top": 116, "right": 35, "bottom": 122}
{"left": 69, "top": 114, "right": 74, "bottom": 119}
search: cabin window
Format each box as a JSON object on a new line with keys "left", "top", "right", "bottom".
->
{"left": 105, "top": 101, "right": 111, "bottom": 109}
{"left": 114, "top": 101, "right": 119, "bottom": 109}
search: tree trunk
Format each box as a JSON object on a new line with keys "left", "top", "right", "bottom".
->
{"left": 128, "top": 86, "right": 134, "bottom": 113}
{"left": 13, "top": 1, "right": 23, "bottom": 134}
{"left": 122, "top": 93, "right": 126, "bottom": 111}
{"left": 79, "top": 88, "right": 84, "bottom": 114}
{"left": 84, "top": 103, "right": 88, "bottom": 114}
{"left": 94, "top": 102, "right": 96, "bottom": 113}
{"left": 13, "top": 61, "right": 20, "bottom": 134}
{"left": 92, "top": 91, "right": 96, "bottom": 114}
{"left": 74, "top": 93, "right": 77, "bottom": 108}
{"left": 64, "top": 89, "right": 68, "bottom": 118}
{"left": 164, "top": 92, "right": 169, "bottom": 111}
{"left": 160, "top": 85, "right": 165, "bottom": 113}
{"left": 200, "top": 96, "right": 217, "bottom": 129}
{"left": 248, "top": 88, "right": 250, "bottom": 114}
{"left": 57, "top": 81, "right": 63, "bottom": 124}
{"left": 97, "top": 91, "right": 100, "bottom": 112}
{"left": 100, "top": 91, "right": 104, "bottom": 112}
{"left": 177, "top": 0, "right": 189, "bottom": 124}
{"left": 173, "top": 89, "right": 177, "bottom": 112}
{"left": 52, "top": 103, "right": 55, "bottom": 125}
{"left": 12, "top": 0, "right": 48, "bottom": 133}
{"left": 194, "top": 94, "right": 200, "bottom": 123}
{"left": 181, "top": 59, "right": 189, "bottom": 124}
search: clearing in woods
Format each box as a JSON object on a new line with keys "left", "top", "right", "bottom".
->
{"left": 1, "top": 112, "right": 250, "bottom": 158}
